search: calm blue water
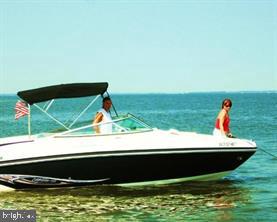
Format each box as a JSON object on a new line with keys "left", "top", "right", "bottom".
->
{"left": 0, "top": 93, "right": 276, "bottom": 221}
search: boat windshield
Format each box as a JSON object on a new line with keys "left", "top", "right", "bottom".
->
{"left": 54, "top": 114, "right": 152, "bottom": 137}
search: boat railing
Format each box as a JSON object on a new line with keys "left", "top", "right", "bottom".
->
{"left": 52, "top": 114, "right": 152, "bottom": 138}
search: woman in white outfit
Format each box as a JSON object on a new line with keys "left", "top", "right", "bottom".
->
{"left": 93, "top": 97, "right": 113, "bottom": 134}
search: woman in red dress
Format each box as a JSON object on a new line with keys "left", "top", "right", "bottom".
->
{"left": 213, "top": 98, "right": 233, "bottom": 138}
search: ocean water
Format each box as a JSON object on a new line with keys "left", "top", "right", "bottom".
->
{"left": 0, "top": 92, "right": 276, "bottom": 221}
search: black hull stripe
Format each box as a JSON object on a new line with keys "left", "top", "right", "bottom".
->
{"left": 0, "top": 140, "right": 34, "bottom": 147}
{"left": 0, "top": 147, "right": 256, "bottom": 167}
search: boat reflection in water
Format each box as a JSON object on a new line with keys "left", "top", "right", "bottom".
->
{"left": 0, "top": 180, "right": 251, "bottom": 221}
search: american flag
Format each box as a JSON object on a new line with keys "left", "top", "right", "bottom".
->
{"left": 15, "top": 100, "right": 29, "bottom": 120}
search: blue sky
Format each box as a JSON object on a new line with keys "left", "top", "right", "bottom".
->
{"left": 1, "top": 0, "right": 276, "bottom": 93}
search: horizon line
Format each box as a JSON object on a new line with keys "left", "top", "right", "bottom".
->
{"left": 0, "top": 90, "right": 276, "bottom": 96}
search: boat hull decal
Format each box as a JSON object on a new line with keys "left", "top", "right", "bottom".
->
{"left": 0, "top": 174, "right": 109, "bottom": 189}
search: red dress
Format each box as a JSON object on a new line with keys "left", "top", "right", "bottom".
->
{"left": 215, "top": 116, "right": 230, "bottom": 132}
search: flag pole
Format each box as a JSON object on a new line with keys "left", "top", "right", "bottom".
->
{"left": 28, "top": 104, "right": 31, "bottom": 137}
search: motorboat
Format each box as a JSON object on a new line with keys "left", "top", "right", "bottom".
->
{"left": 0, "top": 83, "right": 257, "bottom": 189}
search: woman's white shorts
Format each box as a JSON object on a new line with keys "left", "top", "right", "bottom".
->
{"left": 213, "top": 128, "right": 226, "bottom": 138}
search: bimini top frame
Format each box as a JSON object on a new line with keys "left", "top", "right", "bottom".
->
{"left": 17, "top": 82, "right": 117, "bottom": 136}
